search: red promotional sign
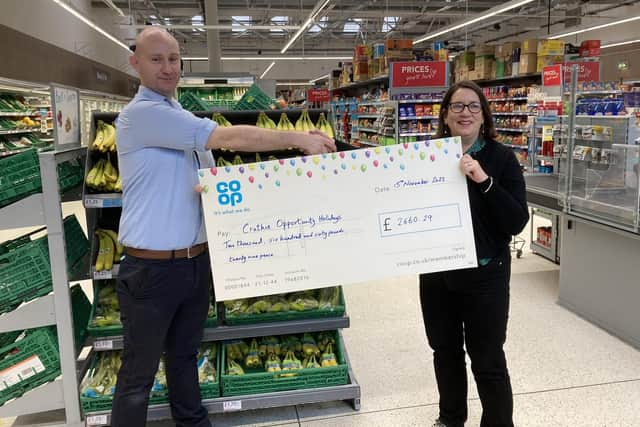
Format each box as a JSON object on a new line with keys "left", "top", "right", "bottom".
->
{"left": 562, "top": 61, "right": 600, "bottom": 83}
{"left": 543, "top": 65, "right": 563, "bottom": 87}
{"left": 306, "top": 88, "right": 330, "bottom": 102}
{"left": 391, "top": 61, "right": 449, "bottom": 88}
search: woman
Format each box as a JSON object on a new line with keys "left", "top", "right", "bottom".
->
{"left": 421, "top": 81, "right": 529, "bottom": 427}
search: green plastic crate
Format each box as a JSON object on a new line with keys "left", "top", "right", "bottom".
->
{"left": 224, "top": 287, "right": 346, "bottom": 325}
{"left": 0, "top": 330, "right": 22, "bottom": 349}
{"left": 87, "top": 280, "right": 218, "bottom": 337}
{"left": 232, "top": 84, "right": 275, "bottom": 111}
{"left": 0, "top": 327, "right": 60, "bottom": 406}
{"left": 0, "top": 215, "right": 90, "bottom": 314}
{"left": 220, "top": 330, "right": 348, "bottom": 397}
{"left": 80, "top": 343, "right": 220, "bottom": 412}
{"left": 70, "top": 284, "right": 91, "bottom": 351}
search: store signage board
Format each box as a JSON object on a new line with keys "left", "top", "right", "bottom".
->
{"left": 390, "top": 61, "right": 449, "bottom": 88}
{"left": 562, "top": 61, "right": 600, "bottom": 83}
{"left": 543, "top": 65, "right": 563, "bottom": 87}
{"left": 199, "top": 137, "right": 477, "bottom": 301}
{"left": 307, "top": 88, "right": 330, "bottom": 102}
{"left": 50, "top": 83, "right": 81, "bottom": 150}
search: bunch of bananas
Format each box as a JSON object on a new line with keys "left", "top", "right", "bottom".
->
{"left": 294, "top": 109, "right": 316, "bottom": 132}
{"left": 14, "top": 116, "right": 37, "bottom": 129}
{"left": 94, "top": 228, "right": 123, "bottom": 272}
{"left": 276, "top": 113, "right": 295, "bottom": 131}
{"left": 212, "top": 112, "right": 233, "bottom": 127}
{"left": 224, "top": 287, "right": 341, "bottom": 317}
{"left": 90, "top": 280, "right": 121, "bottom": 327}
{"left": 315, "top": 112, "right": 335, "bottom": 138}
{"left": 86, "top": 155, "right": 122, "bottom": 192}
{"left": 91, "top": 121, "right": 116, "bottom": 152}
{"left": 256, "top": 111, "right": 277, "bottom": 129}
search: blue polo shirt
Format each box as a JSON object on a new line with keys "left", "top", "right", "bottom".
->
{"left": 116, "top": 86, "right": 217, "bottom": 250}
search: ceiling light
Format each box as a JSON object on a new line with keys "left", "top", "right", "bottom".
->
{"left": 413, "top": 0, "right": 534, "bottom": 45}
{"left": 149, "top": 14, "right": 157, "bottom": 19}
{"left": 51, "top": 0, "right": 131, "bottom": 53}
{"left": 309, "top": 73, "right": 330, "bottom": 83}
{"left": 549, "top": 15, "right": 640, "bottom": 39}
{"left": 281, "top": 0, "right": 331, "bottom": 54}
{"left": 602, "top": 39, "right": 640, "bottom": 49}
{"left": 260, "top": 61, "right": 276, "bottom": 79}
{"left": 102, "top": 0, "right": 124, "bottom": 17}
{"left": 126, "top": 24, "right": 302, "bottom": 30}
{"left": 181, "top": 56, "right": 350, "bottom": 61}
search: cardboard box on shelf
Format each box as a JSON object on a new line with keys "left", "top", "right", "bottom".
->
{"left": 519, "top": 53, "right": 538, "bottom": 74}
{"left": 537, "top": 40, "right": 565, "bottom": 56}
{"left": 474, "top": 45, "right": 495, "bottom": 56}
{"left": 474, "top": 56, "right": 494, "bottom": 80}
{"left": 501, "top": 42, "right": 521, "bottom": 58}
{"left": 353, "top": 61, "right": 369, "bottom": 81}
{"left": 459, "top": 51, "right": 475, "bottom": 68}
{"left": 385, "top": 39, "right": 413, "bottom": 51}
{"left": 495, "top": 44, "right": 505, "bottom": 58}
{"left": 522, "top": 39, "right": 539, "bottom": 54}
{"left": 536, "top": 55, "right": 564, "bottom": 72}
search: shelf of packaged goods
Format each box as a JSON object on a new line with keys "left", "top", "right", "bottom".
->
{"left": 564, "top": 90, "right": 623, "bottom": 96}
{"left": 332, "top": 75, "right": 388, "bottom": 91}
{"left": 83, "top": 193, "right": 122, "bottom": 208}
{"left": 492, "top": 112, "right": 534, "bottom": 116}
{"left": 496, "top": 128, "right": 528, "bottom": 132}
{"left": 352, "top": 114, "right": 380, "bottom": 119}
{"left": 501, "top": 144, "right": 529, "bottom": 149}
{"left": 399, "top": 116, "right": 439, "bottom": 120}
{"left": 90, "top": 315, "right": 351, "bottom": 351}
{"left": 358, "top": 101, "right": 389, "bottom": 107}
{"left": 0, "top": 111, "right": 40, "bottom": 117}
{"left": 355, "top": 127, "right": 383, "bottom": 133}
{"left": 84, "top": 370, "right": 361, "bottom": 426}
{"left": 399, "top": 132, "right": 436, "bottom": 137}
{"left": 0, "top": 128, "right": 41, "bottom": 135}
{"left": 474, "top": 73, "right": 542, "bottom": 84}
{"left": 397, "top": 99, "right": 442, "bottom": 104}
{"left": 536, "top": 155, "right": 555, "bottom": 161}
{"left": 487, "top": 97, "right": 529, "bottom": 102}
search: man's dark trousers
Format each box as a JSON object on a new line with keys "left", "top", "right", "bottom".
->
{"left": 111, "top": 251, "right": 212, "bottom": 427}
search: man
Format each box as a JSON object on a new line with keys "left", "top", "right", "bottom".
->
{"left": 111, "top": 27, "right": 335, "bottom": 427}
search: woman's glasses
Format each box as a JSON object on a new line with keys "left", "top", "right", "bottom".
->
{"left": 448, "top": 102, "right": 482, "bottom": 114}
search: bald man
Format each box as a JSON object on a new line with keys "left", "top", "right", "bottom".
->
{"left": 111, "top": 28, "right": 336, "bottom": 427}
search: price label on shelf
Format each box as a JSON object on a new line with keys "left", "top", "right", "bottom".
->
{"left": 86, "top": 415, "right": 108, "bottom": 425}
{"left": 103, "top": 197, "right": 122, "bottom": 208}
{"left": 223, "top": 400, "right": 242, "bottom": 412}
{"left": 94, "top": 270, "right": 113, "bottom": 280}
{"left": 84, "top": 197, "right": 104, "bottom": 208}
{"left": 93, "top": 340, "right": 113, "bottom": 351}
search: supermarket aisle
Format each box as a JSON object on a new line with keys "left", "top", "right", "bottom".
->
{"left": 3, "top": 211, "right": 640, "bottom": 427}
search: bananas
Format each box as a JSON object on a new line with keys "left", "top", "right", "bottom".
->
{"left": 277, "top": 113, "right": 295, "bottom": 131}
{"left": 94, "top": 228, "right": 123, "bottom": 272}
{"left": 295, "top": 109, "right": 316, "bottom": 132}
{"left": 315, "top": 112, "right": 335, "bottom": 139}
{"left": 256, "top": 111, "right": 276, "bottom": 129}
{"left": 86, "top": 155, "right": 121, "bottom": 193}
{"left": 212, "top": 113, "right": 233, "bottom": 128}
{"left": 92, "top": 121, "right": 116, "bottom": 153}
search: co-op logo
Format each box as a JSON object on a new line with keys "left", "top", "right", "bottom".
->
{"left": 216, "top": 180, "right": 243, "bottom": 206}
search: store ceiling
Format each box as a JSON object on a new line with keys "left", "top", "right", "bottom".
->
{"left": 94, "top": 0, "right": 640, "bottom": 57}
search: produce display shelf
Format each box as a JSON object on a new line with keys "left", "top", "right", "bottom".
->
{"left": 89, "top": 316, "right": 351, "bottom": 351}
{"left": 0, "top": 128, "right": 40, "bottom": 135}
{"left": 397, "top": 99, "right": 443, "bottom": 104}
{"left": 83, "top": 193, "right": 122, "bottom": 208}
{"left": 399, "top": 115, "right": 438, "bottom": 120}
{"left": 90, "top": 265, "right": 120, "bottom": 280}
{"left": 0, "top": 148, "right": 32, "bottom": 158}
{"left": 496, "top": 127, "right": 528, "bottom": 132}
{"left": 332, "top": 75, "right": 388, "bottom": 91}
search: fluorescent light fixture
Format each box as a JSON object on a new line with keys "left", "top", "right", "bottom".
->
{"left": 414, "top": 0, "right": 534, "bottom": 44}
{"left": 102, "top": 0, "right": 124, "bottom": 17}
{"left": 182, "top": 56, "right": 350, "bottom": 61}
{"left": 281, "top": 0, "right": 331, "bottom": 54}
{"left": 309, "top": 73, "right": 330, "bottom": 83}
{"left": 126, "top": 24, "right": 301, "bottom": 30}
{"left": 51, "top": 0, "right": 131, "bottom": 52}
{"left": 602, "top": 39, "right": 640, "bottom": 49}
{"left": 150, "top": 14, "right": 157, "bottom": 19}
{"left": 549, "top": 15, "right": 640, "bottom": 39}
{"left": 260, "top": 61, "right": 276, "bottom": 79}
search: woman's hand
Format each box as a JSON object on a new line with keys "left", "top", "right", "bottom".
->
{"left": 460, "top": 154, "right": 489, "bottom": 183}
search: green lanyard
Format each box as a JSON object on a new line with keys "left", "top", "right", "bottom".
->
{"left": 465, "top": 137, "right": 486, "bottom": 156}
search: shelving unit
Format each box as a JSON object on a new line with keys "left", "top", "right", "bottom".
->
{"left": 529, "top": 207, "right": 561, "bottom": 263}
{"left": 0, "top": 146, "right": 88, "bottom": 427}
{"left": 80, "top": 109, "right": 361, "bottom": 425}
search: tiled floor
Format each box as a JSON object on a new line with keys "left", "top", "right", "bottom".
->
{"left": 2, "top": 207, "right": 640, "bottom": 426}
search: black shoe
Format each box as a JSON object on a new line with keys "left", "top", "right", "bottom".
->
{"left": 432, "top": 419, "right": 449, "bottom": 427}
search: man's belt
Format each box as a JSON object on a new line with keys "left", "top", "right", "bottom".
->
{"left": 124, "top": 243, "right": 208, "bottom": 260}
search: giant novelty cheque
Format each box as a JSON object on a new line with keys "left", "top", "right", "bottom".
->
{"left": 199, "top": 137, "right": 477, "bottom": 301}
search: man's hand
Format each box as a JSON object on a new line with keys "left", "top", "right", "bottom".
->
{"left": 298, "top": 130, "right": 336, "bottom": 155}
{"left": 460, "top": 154, "right": 488, "bottom": 183}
